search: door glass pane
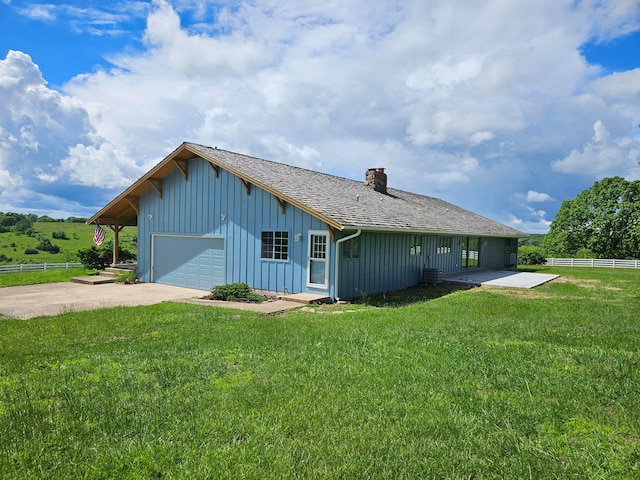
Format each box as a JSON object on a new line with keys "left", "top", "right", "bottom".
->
{"left": 309, "top": 260, "right": 326, "bottom": 285}
{"left": 308, "top": 233, "right": 328, "bottom": 286}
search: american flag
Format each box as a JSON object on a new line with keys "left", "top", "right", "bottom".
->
{"left": 93, "top": 224, "right": 106, "bottom": 246}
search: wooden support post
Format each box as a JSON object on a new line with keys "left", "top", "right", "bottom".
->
{"left": 108, "top": 225, "right": 125, "bottom": 266}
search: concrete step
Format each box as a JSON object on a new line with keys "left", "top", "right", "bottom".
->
{"left": 105, "top": 266, "right": 137, "bottom": 275}
{"left": 278, "top": 293, "right": 331, "bottom": 304}
{"left": 70, "top": 266, "right": 137, "bottom": 285}
{"left": 70, "top": 275, "right": 115, "bottom": 285}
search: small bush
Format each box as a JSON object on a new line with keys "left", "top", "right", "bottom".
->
{"left": 52, "top": 231, "right": 69, "bottom": 240}
{"left": 209, "top": 283, "right": 265, "bottom": 303}
{"left": 24, "top": 248, "right": 38, "bottom": 255}
{"left": 518, "top": 245, "right": 547, "bottom": 265}
{"left": 36, "top": 237, "right": 60, "bottom": 253}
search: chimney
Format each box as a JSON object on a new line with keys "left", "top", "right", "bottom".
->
{"left": 365, "top": 168, "right": 387, "bottom": 194}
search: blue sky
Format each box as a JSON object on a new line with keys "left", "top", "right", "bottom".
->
{"left": 1, "top": 0, "right": 639, "bottom": 233}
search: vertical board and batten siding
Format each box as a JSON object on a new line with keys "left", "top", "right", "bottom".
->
{"left": 338, "top": 234, "right": 517, "bottom": 298}
{"left": 337, "top": 232, "right": 427, "bottom": 299}
{"left": 480, "top": 237, "right": 518, "bottom": 270}
{"left": 424, "top": 235, "right": 463, "bottom": 274}
{"left": 137, "top": 157, "right": 332, "bottom": 294}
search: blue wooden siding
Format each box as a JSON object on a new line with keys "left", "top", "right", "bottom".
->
{"left": 337, "top": 232, "right": 425, "bottom": 299}
{"left": 337, "top": 233, "right": 515, "bottom": 298}
{"left": 480, "top": 237, "right": 518, "bottom": 269}
{"left": 137, "top": 157, "right": 332, "bottom": 294}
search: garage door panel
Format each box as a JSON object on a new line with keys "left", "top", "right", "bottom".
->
{"left": 153, "top": 236, "right": 224, "bottom": 290}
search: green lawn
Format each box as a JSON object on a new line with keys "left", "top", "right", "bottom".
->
{"left": 1, "top": 267, "right": 639, "bottom": 478}
{"left": 0, "top": 268, "right": 93, "bottom": 287}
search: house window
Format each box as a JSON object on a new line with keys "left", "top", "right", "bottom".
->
{"left": 261, "top": 231, "right": 289, "bottom": 260}
{"left": 342, "top": 237, "right": 360, "bottom": 259}
{"left": 410, "top": 235, "right": 422, "bottom": 255}
{"left": 437, "top": 236, "right": 451, "bottom": 254}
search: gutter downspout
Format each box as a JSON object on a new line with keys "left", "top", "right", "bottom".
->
{"left": 334, "top": 229, "right": 362, "bottom": 302}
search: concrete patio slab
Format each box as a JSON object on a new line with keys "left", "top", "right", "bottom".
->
{"left": 447, "top": 270, "right": 559, "bottom": 289}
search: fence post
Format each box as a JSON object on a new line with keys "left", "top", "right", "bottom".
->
{"left": 591, "top": 258, "right": 594, "bottom": 267}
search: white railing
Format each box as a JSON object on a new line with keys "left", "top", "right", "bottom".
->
{"left": 545, "top": 258, "right": 640, "bottom": 269}
{"left": 0, "top": 262, "right": 83, "bottom": 274}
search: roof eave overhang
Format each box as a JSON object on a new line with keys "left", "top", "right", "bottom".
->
{"left": 340, "top": 225, "right": 528, "bottom": 238}
{"left": 186, "top": 144, "right": 344, "bottom": 231}
{"left": 88, "top": 142, "right": 344, "bottom": 231}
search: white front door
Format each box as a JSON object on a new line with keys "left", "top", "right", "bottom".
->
{"left": 307, "top": 231, "right": 329, "bottom": 289}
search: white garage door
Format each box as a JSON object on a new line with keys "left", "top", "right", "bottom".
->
{"left": 152, "top": 235, "right": 225, "bottom": 290}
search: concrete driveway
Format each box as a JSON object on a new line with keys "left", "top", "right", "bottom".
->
{"left": 0, "top": 282, "right": 208, "bottom": 320}
{"left": 0, "top": 282, "right": 305, "bottom": 320}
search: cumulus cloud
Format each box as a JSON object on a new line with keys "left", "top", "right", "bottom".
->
{"left": 526, "top": 191, "right": 554, "bottom": 203}
{"left": 552, "top": 120, "right": 640, "bottom": 178}
{"left": 60, "top": 142, "right": 144, "bottom": 188}
{"left": 2, "top": 0, "right": 640, "bottom": 227}
{"left": 0, "top": 50, "right": 142, "bottom": 215}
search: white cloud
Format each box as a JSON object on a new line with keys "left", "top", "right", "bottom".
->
{"left": 552, "top": 120, "right": 640, "bottom": 178}
{"left": 20, "top": 4, "right": 55, "bottom": 21}
{"left": 60, "top": 142, "right": 145, "bottom": 188}
{"left": 17, "top": 2, "right": 147, "bottom": 36}
{"left": 526, "top": 191, "right": 554, "bottom": 203}
{"left": 2, "top": 0, "right": 640, "bottom": 225}
{"left": 0, "top": 50, "right": 142, "bottom": 215}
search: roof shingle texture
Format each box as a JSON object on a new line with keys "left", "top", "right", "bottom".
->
{"left": 187, "top": 143, "right": 526, "bottom": 238}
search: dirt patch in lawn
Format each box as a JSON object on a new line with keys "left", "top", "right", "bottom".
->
{"left": 552, "top": 276, "right": 623, "bottom": 291}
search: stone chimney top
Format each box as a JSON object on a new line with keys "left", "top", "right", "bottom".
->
{"left": 365, "top": 168, "right": 387, "bottom": 194}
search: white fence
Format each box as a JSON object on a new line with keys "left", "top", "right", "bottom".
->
{"left": 0, "top": 262, "right": 83, "bottom": 274}
{"left": 545, "top": 258, "right": 640, "bottom": 269}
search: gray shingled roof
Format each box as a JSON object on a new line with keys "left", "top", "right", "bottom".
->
{"left": 187, "top": 143, "right": 526, "bottom": 238}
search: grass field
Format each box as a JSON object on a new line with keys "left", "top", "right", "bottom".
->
{"left": 0, "top": 268, "right": 93, "bottom": 287}
{"left": 0, "top": 222, "right": 137, "bottom": 264}
{"left": 0, "top": 266, "right": 638, "bottom": 478}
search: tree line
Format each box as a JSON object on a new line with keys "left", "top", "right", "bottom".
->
{"left": 521, "top": 176, "right": 640, "bottom": 263}
{"left": 0, "top": 212, "right": 87, "bottom": 234}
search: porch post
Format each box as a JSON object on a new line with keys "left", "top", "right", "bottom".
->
{"left": 112, "top": 225, "right": 120, "bottom": 266}
{"left": 110, "top": 225, "right": 125, "bottom": 266}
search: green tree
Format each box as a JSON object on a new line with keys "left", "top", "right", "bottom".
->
{"left": 36, "top": 237, "right": 60, "bottom": 254}
{"left": 542, "top": 177, "right": 640, "bottom": 258}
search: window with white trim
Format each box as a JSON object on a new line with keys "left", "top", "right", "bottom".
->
{"left": 261, "top": 231, "right": 289, "bottom": 260}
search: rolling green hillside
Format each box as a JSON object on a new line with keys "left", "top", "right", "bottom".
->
{"left": 0, "top": 222, "right": 137, "bottom": 264}
{"left": 519, "top": 233, "right": 545, "bottom": 246}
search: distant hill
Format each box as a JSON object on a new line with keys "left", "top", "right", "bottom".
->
{"left": 0, "top": 221, "right": 137, "bottom": 265}
{"left": 519, "top": 233, "right": 545, "bottom": 246}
